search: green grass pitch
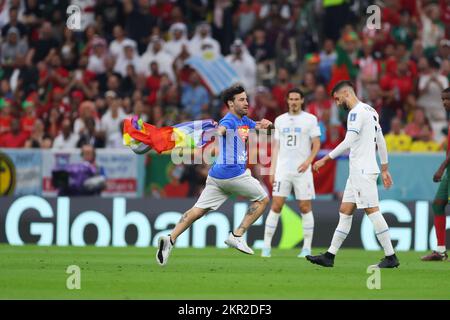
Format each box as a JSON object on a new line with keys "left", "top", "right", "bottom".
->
{"left": 0, "top": 244, "right": 449, "bottom": 299}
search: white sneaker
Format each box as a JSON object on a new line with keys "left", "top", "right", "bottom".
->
{"left": 156, "top": 235, "right": 173, "bottom": 266}
{"left": 261, "top": 247, "right": 271, "bottom": 258}
{"left": 224, "top": 232, "right": 254, "bottom": 255}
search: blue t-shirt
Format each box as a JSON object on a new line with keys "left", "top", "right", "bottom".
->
{"left": 209, "top": 112, "right": 256, "bottom": 179}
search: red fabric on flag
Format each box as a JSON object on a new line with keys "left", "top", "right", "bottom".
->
{"left": 123, "top": 118, "right": 176, "bottom": 153}
{"left": 313, "top": 159, "right": 337, "bottom": 194}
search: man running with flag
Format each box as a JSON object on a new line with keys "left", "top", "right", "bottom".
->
{"left": 155, "top": 84, "right": 273, "bottom": 266}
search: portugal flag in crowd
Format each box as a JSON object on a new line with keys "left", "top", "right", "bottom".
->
{"left": 122, "top": 116, "right": 217, "bottom": 154}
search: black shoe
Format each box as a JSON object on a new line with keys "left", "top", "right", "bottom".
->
{"left": 374, "top": 254, "right": 400, "bottom": 268}
{"left": 306, "top": 253, "right": 334, "bottom": 267}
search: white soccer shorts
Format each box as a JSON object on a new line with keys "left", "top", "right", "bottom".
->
{"left": 194, "top": 169, "right": 268, "bottom": 211}
{"left": 342, "top": 173, "right": 379, "bottom": 209}
{"left": 272, "top": 171, "right": 315, "bottom": 200}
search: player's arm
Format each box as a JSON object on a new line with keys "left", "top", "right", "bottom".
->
{"left": 255, "top": 118, "right": 274, "bottom": 131}
{"left": 298, "top": 137, "right": 321, "bottom": 173}
{"left": 313, "top": 130, "right": 358, "bottom": 172}
{"left": 216, "top": 125, "right": 227, "bottom": 136}
{"left": 433, "top": 152, "right": 450, "bottom": 182}
{"left": 376, "top": 127, "right": 393, "bottom": 189}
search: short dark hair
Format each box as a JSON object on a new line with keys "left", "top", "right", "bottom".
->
{"left": 443, "top": 87, "right": 450, "bottom": 94}
{"left": 286, "top": 88, "right": 304, "bottom": 99}
{"left": 331, "top": 80, "right": 354, "bottom": 96}
{"left": 221, "top": 84, "right": 245, "bottom": 107}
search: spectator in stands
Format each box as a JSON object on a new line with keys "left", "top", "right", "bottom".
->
{"left": 1, "top": 27, "right": 28, "bottom": 75}
{"left": 356, "top": 39, "right": 378, "bottom": 100}
{"left": 251, "top": 85, "right": 277, "bottom": 122}
{"left": 77, "top": 116, "right": 105, "bottom": 148}
{"left": 0, "top": 118, "right": 28, "bottom": 148}
{"left": 180, "top": 71, "right": 209, "bottom": 119}
{"left": 165, "top": 22, "right": 189, "bottom": 59}
{"left": 24, "top": 118, "right": 52, "bottom": 148}
{"left": 1, "top": 6, "right": 27, "bottom": 38}
{"left": 45, "top": 107, "right": 62, "bottom": 140}
{"left": 417, "top": 0, "right": 445, "bottom": 56}
{"left": 29, "top": 21, "right": 59, "bottom": 64}
{"left": 307, "top": 84, "right": 334, "bottom": 122}
{"left": 391, "top": 9, "right": 417, "bottom": 49}
{"left": 74, "top": 100, "right": 100, "bottom": 136}
{"left": 225, "top": 39, "right": 256, "bottom": 98}
{"left": 100, "top": 91, "right": 127, "bottom": 148}
{"left": 145, "top": 61, "right": 163, "bottom": 106}
{"left": 417, "top": 56, "right": 449, "bottom": 141}
{"left": 0, "top": 98, "right": 13, "bottom": 134}
{"left": 113, "top": 39, "right": 140, "bottom": 78}
{"left": 271, "top": 67, "right": 294, "bottom": 114}
{"left": 299, "top": 71, "right": 318, "bottom": 105}
{"left": 233, "top": 0, "right": 260, "bottom": 39}
{"left": 87, "top": 36, "right": 109, "bottom": 75}
{"left": 189, "top": 22, "right": 221, "bottom": 58}
{"left": 52, "top": 118, "right": 79, "bottom": 150}
{"left": 96, "top": 0, "right": 125, "bottom": 40}
{"left": 125, "top": 0, "right": 156, "bottom": 55}
{"left": 109, "top": 24, "right": 137, "bottom": 60}
{"left": 319, "top": 108, "right": 346, "bottom": 149}
{"left": 384, "top": 117, "right": 413, "bottom": 152}
{"left": 319, "top": 39, "right": 337, "bottom": 85}
{"left": 409, "top": 123, "right": 441, "bottom": 152}
{"left": 140, "top": 36, "right": 175, "bottom": 81}
{"left": 379, "top": 60, "right": 414, "bottom": 133}
{"left": 20, "top": 99, "right": 36, "bottom": 137}
{"left": 405, "top": 108, "right": 428, "bottom": 140}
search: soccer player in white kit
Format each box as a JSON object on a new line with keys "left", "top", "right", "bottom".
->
{"left": 262, "top": 88, "right": 321, "bottom": 258}
{"left": 307, "top": 81, "right": 400, "bottom": 268}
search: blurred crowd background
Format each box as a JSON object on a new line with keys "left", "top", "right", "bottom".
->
{"left": 0, "top": 0, "right": 449, "bottom": 197}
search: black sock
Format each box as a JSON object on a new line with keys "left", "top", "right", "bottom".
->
{"left": 325, "top": 252, "right": 335, "bottom": 260}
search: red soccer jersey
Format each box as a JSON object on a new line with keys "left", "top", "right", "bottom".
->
{"left": 0, "top": 115, "right": 12, "bottom": 133}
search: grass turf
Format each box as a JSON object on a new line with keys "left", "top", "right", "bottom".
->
{"left": 0, "top": 244, "right": 449, "bottom": 300}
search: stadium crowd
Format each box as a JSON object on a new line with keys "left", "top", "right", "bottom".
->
{"left": 0, "top": 0, "right": 448, "bottom": 162}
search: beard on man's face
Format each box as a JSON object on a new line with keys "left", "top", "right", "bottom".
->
{"left": 338, "top": 101, "right": 349, "bottom": 110}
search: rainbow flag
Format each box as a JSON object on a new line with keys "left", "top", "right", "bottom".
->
{"left": 123, "top": 116, "right": 217, "bottom": 154}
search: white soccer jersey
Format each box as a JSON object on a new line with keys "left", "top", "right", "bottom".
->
{"left": 346, "top": 102, "right": 382, "bottom": 175}
{"left": 274, "top": 111, "right": 321, "bottom": 175}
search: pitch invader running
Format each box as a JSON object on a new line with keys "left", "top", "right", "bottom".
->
{"left": 262, "top": 88, "right": 321, "bottom": 258}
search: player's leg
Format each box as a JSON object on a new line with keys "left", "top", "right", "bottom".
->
{"left": 223, "top": 170, "right": 269, "bottom": 254}
{"left": 421, "top": 170, "right": 448, "bottom": 261}
{"left": 262, "top": 175, "right": 291, "bottom": 257}
{"left": 293, "top": 172, "right": 315, "bottom": 257}
{"left": 359, "top": 174, "right": 399, "bottom": 268}
{"left": 156, "top": 176, "right": 227, "bottom": 266}
{"left": 298, "top": 200, "right": 314, "bottom": 257}
{"left": 365, "top": 206, "right": 399, "bottom": 268}
{"left": 262, "top": 196, "right": 286, "bottom": 257}
{"left": 306, "top": 176, "right": 356, "bottom": 267}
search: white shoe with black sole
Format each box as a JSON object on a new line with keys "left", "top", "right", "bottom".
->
{"left": 156, "top": 235, "right": 173, "bottom": 266}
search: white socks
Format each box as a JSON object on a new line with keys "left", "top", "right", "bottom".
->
{"left": 437, "top": 246, "right": 446, "bottom": 254}
{"left": 328, "top": 213, "right": 353, "bottom": 255}
{"left": 301, "top": 211, "right": 314, "bottom": 251}
{"left": 368, "top": 211, "right": 395, "bottom": 256}
{"left": 263, "top": 210, "right": 280, "bottom": 248}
